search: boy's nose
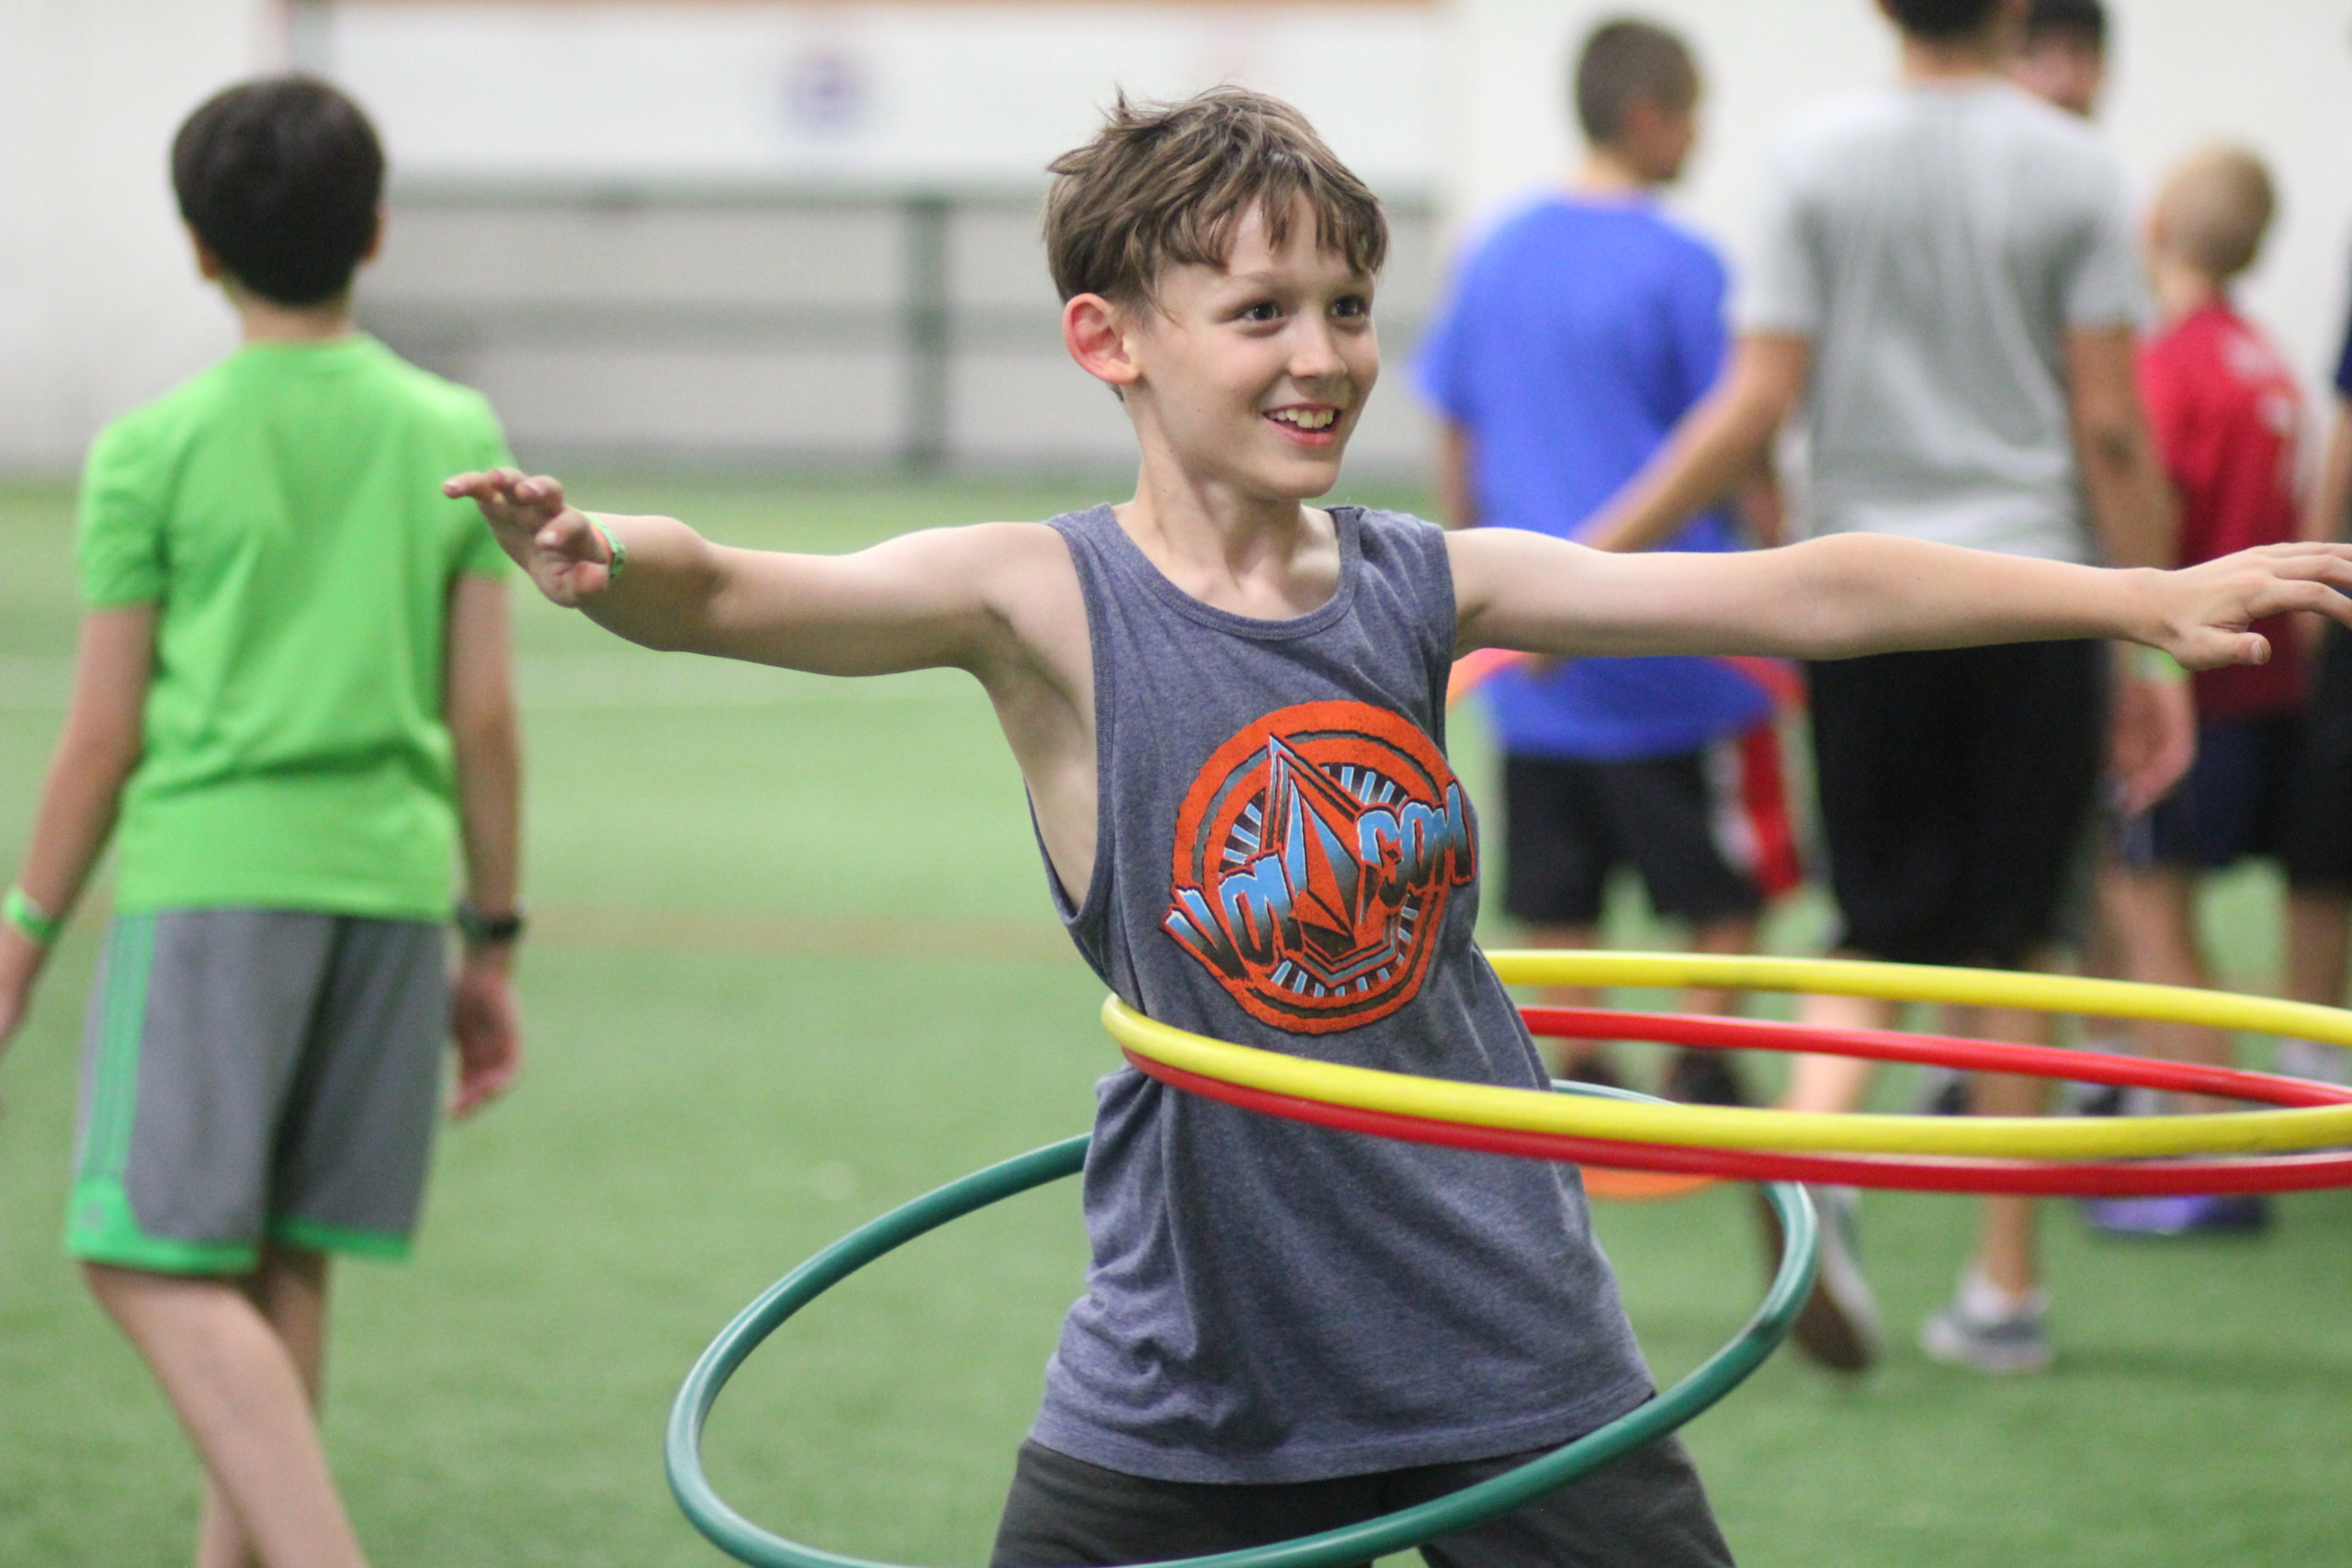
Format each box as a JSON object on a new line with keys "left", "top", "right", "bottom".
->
{"left": 1286, "top": 320, "right": 1347, "bottom": 380}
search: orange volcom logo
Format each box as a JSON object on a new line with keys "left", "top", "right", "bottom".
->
{"left": 1162, "top": 701, "right": 1476, "bottom": 1033}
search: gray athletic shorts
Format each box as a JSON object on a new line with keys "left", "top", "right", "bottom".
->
{"left": 67, "top": 909, "right": 448, "bottom": 1274}
{"left": 990, "top": 1432, "right": 1736, "bottom": 1568}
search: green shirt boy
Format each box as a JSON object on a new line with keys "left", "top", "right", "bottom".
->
{"left": 0, "top": 77, "right": 524, "bottom": 1568}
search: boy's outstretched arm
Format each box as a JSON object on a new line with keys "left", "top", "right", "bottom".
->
{"left": 0, "top": 608, "right": 153, "bottom": 1052}
{"left": 443, "top": 468, "right": 1036, "bottom": 677}
{"left": 1451, "top": 528, "right": 2352, "bottom": 670}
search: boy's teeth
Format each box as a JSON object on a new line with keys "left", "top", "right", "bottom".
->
{"left": 1272, "top": 409, "right": 1335, "bottom": 429}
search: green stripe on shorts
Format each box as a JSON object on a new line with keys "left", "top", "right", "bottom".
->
{"left": 64, "top": 915, "right": 255, "bottom": 1274}
{"left": 65, "top": 1175, "right": 254, "bottom": 1273}
{"left": 78, "top": 913, "right": 156, "bottom": 1190}
{"left": 270, "top": 1216, "right": 413, "bottom": 1260}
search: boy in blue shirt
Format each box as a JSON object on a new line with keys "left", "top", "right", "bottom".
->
{"left": 1418, "top": 18, "right": 1791, "bottom": 1107}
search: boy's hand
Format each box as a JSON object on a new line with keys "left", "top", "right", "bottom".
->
{"left": 444, "top": 468, "right": 616, "bottom": 607}
{"left": 448, "top": 955, "right": 522, "bottom": 1118}
{"left": 2107, "top": 671, "right": 2195, "bottom": 817}
{"left": 2148, "top": 543, "right": 2352, "bottom": 670}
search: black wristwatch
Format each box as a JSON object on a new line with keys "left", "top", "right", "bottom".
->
{"left": 455, "top": 900, "right": 526, "bottom": 948}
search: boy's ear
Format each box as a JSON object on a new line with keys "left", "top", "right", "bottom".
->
{"left": 362, "top": 205, "right": 387, "bottom": 265}
{"left": 1063, "top": 293, "right": 1143, "bottom": 391}
{"left": 188, "top": 229, "right": 226, "bottom": 283}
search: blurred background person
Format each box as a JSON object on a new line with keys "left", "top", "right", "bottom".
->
{"left": 2089, "top": 147, "right": 2304, "bottom": 1236}
{"left": 2277, "top": 250, "right": 2352, "bottom": 1086}
{"left": 2007, "top": 0, "right": 2107, "bottom": 118}
{"left": 1417, "top": 17, "right": 1794, "bottom": 1110}
{"left": 1579, "top": 0, "right": 2179, "bottom": 1375}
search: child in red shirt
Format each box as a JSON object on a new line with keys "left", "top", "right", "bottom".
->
{"left": 2094, "top": 145, "right": 2301, "bottom": 1234}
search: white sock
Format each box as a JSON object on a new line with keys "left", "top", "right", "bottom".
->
{"left": 1959, "top": 1267, "right": 2044, "bottom": 1325}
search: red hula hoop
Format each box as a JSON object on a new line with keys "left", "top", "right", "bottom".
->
{"left": 1122, "top": 1009, "right": 2352, "bottom": 1198}
{"left": 1520, "top": 1008, "right": 2352, "bottom": 1109}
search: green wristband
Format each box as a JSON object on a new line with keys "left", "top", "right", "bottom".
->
{"left": 2135, "top": 645, "right": 2188, "bottom": 684}
{"left": 590, "top": 517, "right": 627, "bottom": 581}
{"left": 4, "top": 886, "right": 62, "bottom": 946}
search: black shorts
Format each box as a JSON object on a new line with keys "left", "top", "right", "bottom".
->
{"left": 990, "top": 1435, "right": 1735, "bottom": 1568}
{"left": 2283, "top": 623, "right": 2352, "bottom": 889}
{"left": 1806, "top": 640, "right": 2105, "bottom": 968}
{"left": 1500, "top": 732, "right": 1793, "bottom": 929}
{"left": 2115, "top": 713, "right": 2301, "bottom": 872}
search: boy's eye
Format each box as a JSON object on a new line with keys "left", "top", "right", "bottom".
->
{"left": 1238, "top": 300, "right": 1283, "bottom": 323}
{"left": 1332, "top": 294, "right": 1372, "bottom": 321}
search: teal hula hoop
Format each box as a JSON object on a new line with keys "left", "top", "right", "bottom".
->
{"left": 668, "top": 1083, "right": 1821, "bottom": 1568}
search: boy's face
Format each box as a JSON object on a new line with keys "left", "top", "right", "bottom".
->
{"left": 1617, "top": 95, "right": 1700, "bottom": 186}
{"left": 2007, "top": 34, "right": 2104, "bottom": 117}
{"left": 1101, "top": 199, "right": 1378, "bottom": 502}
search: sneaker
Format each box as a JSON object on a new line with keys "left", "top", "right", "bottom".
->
{"left": 1754, "top": 1184, "right": 1882, "bottom": 1372}
{"left": 2066, "top": 1080, "right": 2125, "bottom": 1117}
{"left": 1663, "top": 1047, "right": 1747, "bottom": 1107}
{"left": 2084, "top": 1193, "right": 2271, "bottom": 1236}
{"left": 1555, "top": 1051, "right": 1623, "bottom": 1090}
{"left": 1917, "top": 1066, "right": 1970, "bottom": 1117}
{"left": 1919, "top": 1283, "right": 2052, "bottom": 1375}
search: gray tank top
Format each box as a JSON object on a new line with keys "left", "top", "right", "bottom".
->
{"left": 1031, "top": 503, "right": 1650, "bottom": 1483}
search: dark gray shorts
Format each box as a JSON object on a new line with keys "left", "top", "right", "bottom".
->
{"left": 68, "top": 909, "right": 448, "bottom": 1274}
{"left": 990, "top": 1433, "right": 1735, "bottom": 1568}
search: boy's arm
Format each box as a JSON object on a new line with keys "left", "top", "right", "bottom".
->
{"left": 443, "top": 469, "right": 1033, "bottom": 678}
{"left": 2066, "top": 323, "right": 2193, "bottom": 813}
{"left": 2065, "top": 325, "right": 2177, "bottom": 571}
{"left": 1581, "top": 335, "right": 1809, "bottom": 555}
{"left": 1451, "top": 528, "right": 2352, "bottom": 669}
{"left": 2307, "top": 398, "right": 2352, "bottom": 543}
{"left": 444, "top": 575, "right": 523, "bottom": 1118}
{"left": 0, "top": 608, "right": 153, "bottom": 1051}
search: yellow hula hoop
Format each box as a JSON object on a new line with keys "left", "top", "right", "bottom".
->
{"left": 1106, "top": 952, "right": 2352, "bottom": 1161}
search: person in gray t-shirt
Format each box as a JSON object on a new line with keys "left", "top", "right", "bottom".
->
{"left": 1740, "top": 67, "right": 2143, "bottom": 561}
{"left": 1580, "top": 0, "right": 2182, "bottom": 1378}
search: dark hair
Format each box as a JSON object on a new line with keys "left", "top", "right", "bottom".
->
{"left": 1883, "top": 0, "right": 2005, "bottom": 41}
{"left": 1043, "top": 86, "right": 1385, "bottom": 306}
{"left": 172, "top": 75, "right": 385, "bottom": 307}
{"left": 1573, "top": 18, "right": 1699, "bottom": 145}
{"left": 2021, "top": 0, "right": 2107, "bottom": 51}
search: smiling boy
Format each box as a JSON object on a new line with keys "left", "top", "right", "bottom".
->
{"left": 452, "top": 88, "right": 2352, "bottom": 1566}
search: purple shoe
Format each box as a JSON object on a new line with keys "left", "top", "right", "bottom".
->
{"left": 2085, "top": 1194, "right": 2270, "bottom": 1235}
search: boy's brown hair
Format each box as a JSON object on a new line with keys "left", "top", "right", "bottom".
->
{"left": 2157, "top": 145, "right": 2277, "bottom": 283}
{"left": 1043, "top": 86, "right": 1386, "bottom": 307}
{"left": 1573, "top": 18, "right": 1698, "bottom": 146}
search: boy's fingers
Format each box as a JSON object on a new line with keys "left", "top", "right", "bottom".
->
{"left": 536, "top": 510, "right": 593, "bottom": 553}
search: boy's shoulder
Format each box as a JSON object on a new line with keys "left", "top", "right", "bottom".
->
{"left": 2150, "top": 305, "right": 2298, "bottom": 398}
{"left": 92, "top": 338, "right": 497, "bottom": 471}
{"left": 1778, "top": 82, "right": 2118, "bottom": 198}
{"left": 1459, "top": 194, "right": 1721, "bottom": 289}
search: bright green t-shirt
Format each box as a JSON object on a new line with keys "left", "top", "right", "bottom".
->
{"left": 77, "top": 335, "right": 513, "bottom": 919}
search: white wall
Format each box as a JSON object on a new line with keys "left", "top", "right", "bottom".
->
{"left": 1448, "top": 0, "right": 2352, "bottom": 403}
{"left": 12, "top": 1, "right": 2351, "bottom": 476}
{"left": 320, "top": 0, "right": 1449, "bottom": 472}
{"left": 0, "top": 0, "right": 283, "bottom": 473}
{"left": 323, "top": 0, "right": 1442, "bottom": 194}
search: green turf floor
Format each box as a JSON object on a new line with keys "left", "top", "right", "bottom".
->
{"left": 2, "top": 478, "right": 2347, "bottom": 1565}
